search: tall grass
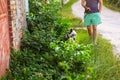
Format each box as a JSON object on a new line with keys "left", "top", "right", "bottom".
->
{"left": 104, "top": 0, "right": 120, "bottom": 12}
{"left": 76, "top": 30, "right": 120, "bottom": 80}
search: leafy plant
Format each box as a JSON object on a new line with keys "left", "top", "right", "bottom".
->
{"left": 22, "top": 0, "right": 71, "bottom": 53}
{"left": 3, "top": 0, "right": 93, "bottom": 80}
{"left": 4, "top": 39, "right": 91, "bottom": 80}
{"left": 50, "top": 39, "right": 91, "bottom": 73}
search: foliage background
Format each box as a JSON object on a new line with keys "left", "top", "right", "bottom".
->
{"left": 104, "top": 0, "right": 120, "bottom": 11}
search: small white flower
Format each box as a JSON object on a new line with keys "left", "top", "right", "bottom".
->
{"left": 55, "top": 46, "right": 60, "bottom": 52}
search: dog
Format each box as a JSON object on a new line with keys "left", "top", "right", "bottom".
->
{"left": 65, "top": 29, "right": 76, "bottom": 40}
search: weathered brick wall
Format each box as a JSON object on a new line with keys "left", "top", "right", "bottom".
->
{"left": 0, "top": 0, "right": 27, "bottom": 77}
{"left": 9, "top": 0, "right": 27, "bottom": 49}
{"left": 0, "top": 0, "right": 10, "bottom": 77}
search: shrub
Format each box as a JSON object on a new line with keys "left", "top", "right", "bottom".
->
{"left": 22, "top": 0, "right": 71, "bottom": 53}
{"left": 50, "top": 39, "right": 91, "bottom": 73}
{"left": 5, "top": 39, "right": 91, "bottom": 80}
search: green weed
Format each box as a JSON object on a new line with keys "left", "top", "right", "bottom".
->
{"left": 76, "top": 29, "right": 120, "bottom": 80}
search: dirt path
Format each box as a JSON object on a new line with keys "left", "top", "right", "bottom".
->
{"left": 72, "top": 1, "right": 120, "bottom": 55}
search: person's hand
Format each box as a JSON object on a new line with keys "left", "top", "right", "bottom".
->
{"left": 85, "top": 7, "right": 91, "bottom": 13}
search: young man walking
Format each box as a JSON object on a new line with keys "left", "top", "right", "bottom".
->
{"left": 81, "top": 0, "right": 103, "bottom": 44}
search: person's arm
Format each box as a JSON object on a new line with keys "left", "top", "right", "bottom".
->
{"left": 81, "top": 0, "right": 86, "bottom": 9}
{"left": 81, "top": 0, "right": 91, "bottom": 13}
{"left": 99, "top": 0, "right": 103, "bottom": 13}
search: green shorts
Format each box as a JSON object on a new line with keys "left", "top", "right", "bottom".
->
{"left": 84, "top": 12, "right": 101, "bottom": 27}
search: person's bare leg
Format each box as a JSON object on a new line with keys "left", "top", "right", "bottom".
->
{"left": 87, "top": 25, "right": 93, "bottom": 42}
{"left": 93, "top": 25, "right": 97, "bottom": 44}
